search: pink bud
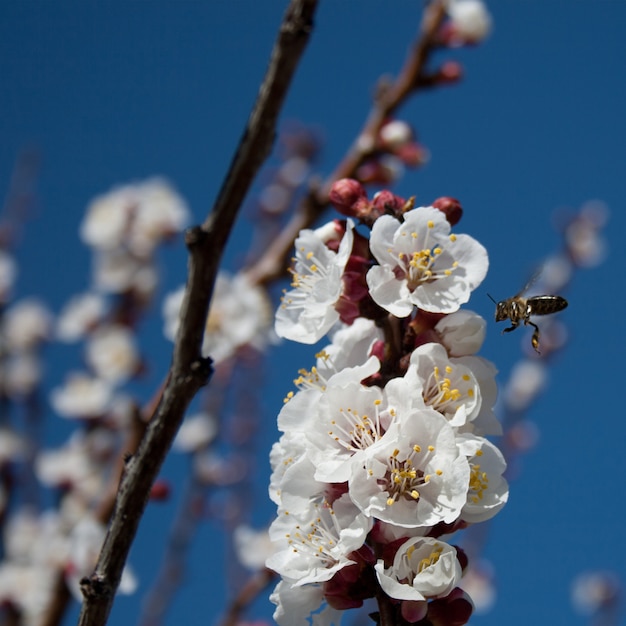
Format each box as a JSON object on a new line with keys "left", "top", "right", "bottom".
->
{"left": 150, "top": 480, "right": 171, "bottom": 501}
{"left": 437, "top": 60, "right": 464, "bottom": 84}
{"left": 329, "top": 178, "right": 369, "bottom": 217}
{"left": 372, "top": 190, "right": 406, "bottom": 215}
{"left": 396, "top": 142, "right": 429, "bottom": 167}
{"left": 432, "top": 196, "right": 463, "bottom": 226}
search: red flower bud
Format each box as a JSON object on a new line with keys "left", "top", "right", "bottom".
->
{"left": 150, "top": 480, "right": 171, "bottom": 501}
{"left": 329, "top": 178, "right": 370, "bottom": 218}
{"left": 372, "top": 190, "right": 406, "bottom": 216}
{"left": 432, "top": 196, "right": 463, "bottom": 226}
{"left": 437, "top": 60, "right": 464, "bottom": 84}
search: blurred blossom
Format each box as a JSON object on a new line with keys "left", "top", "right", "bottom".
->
{"left": 1, "top": 298, "right": 52, "bottom": 351}
{"left": 0, "top": 250, "right": 16, "bottom": 302}
{"left": 85, "top": 324, "right": 140, "bottom": 385}
{"left": 234, "top": 525, "right": 275, "bottom": 571}
{"left": 173, "top": 411, "right": 218, "bottom": 452}
{"left": 446, "top": 0, "right": 492, "bottom": 44}
{"left": 164, "top": 272, "right": 272, "bottom": 363}
{"left": 571, "top": 571, "right": 621, "bottom": 616}
{"left": 566, "top": 213, "right": 608, "bottom": 268}
{"left": 92, "top": 249, "right": 158, "bottom": 296}
{"left": 540, "top": 255, "right": 572, "bottom": 293}
{"left": 0, "top": 563, "right": 55, "bottom": 625}
{"left": 379, "top": 120, "right": 413, "bottom": 149}
{"left": 279, "top": 155, "right": 310, "bottom": 186}
{"left": 66, "top": 516, "right": 138, "bottom": 601}
{"left": 56, "top": 292, "right": 107, "bottom": 342}
{"left": 80, "top": 178, "right": 189, "bottom": 258}
{"left": 36, "top": 434, "right": 105, "bottom": 497}
{"left": 129, "top": 178, "right": 190, "bottom": 257}
{"left": 259, "top": 183, "right": 291, "bottom": 214}
{"left": 458, "top": 561, "right": 496, "bottom": 614}
{"left": 49, "top": 372, "right": 113, "bottom": 419}
{"left": 0, "top": 428, "right": 24, "bottom": 464}
{"left": 503, "top": 360, "right": 547, "bottom": 412}
{"left": 3, "top": 352, "right": 42, "bottom": 396}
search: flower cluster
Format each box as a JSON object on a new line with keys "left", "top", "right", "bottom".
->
{"left": 268, "top": 180, "right": 507, "bottom": 625}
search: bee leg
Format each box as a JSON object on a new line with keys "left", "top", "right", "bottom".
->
{"left": 501, "top": 321, "right": 519, "bottom": 334}
{"left": 525, "top": 319, "right": 541, "bottom": 353}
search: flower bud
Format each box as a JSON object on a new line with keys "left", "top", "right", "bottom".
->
{"left": 444, "top": 0, "right": 492, "bottom": 46}
{"left": 437, "top": 60, "right": 464, "bottom": 84}
{"left": 150, "top": 480, "right": 171, "bottom": 501}
{"left": 432, "top": 196, "right": 463, "bottom": 226}
{"left": 379, "top": 120, "right": 413, "bottom": 150}
{"left": 329, "top": 178, "right": 370, "bottom": 218}
{"left": 372, "top": 190, "right": 406, "bottom": 216}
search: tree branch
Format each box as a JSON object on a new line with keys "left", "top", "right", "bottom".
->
{"left": 76, "top": 2, "right": 318, "bottom": 625}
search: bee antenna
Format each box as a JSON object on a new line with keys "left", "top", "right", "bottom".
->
{"left": 487, "top": 293, "right": 497, "bottom": 304}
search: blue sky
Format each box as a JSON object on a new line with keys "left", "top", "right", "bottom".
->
{"left": 1, "top": 2, "right": 625, "bottom": 625}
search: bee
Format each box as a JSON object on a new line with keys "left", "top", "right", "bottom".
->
{"left": 490, "top": 274, "right": 568, "bottom": 353}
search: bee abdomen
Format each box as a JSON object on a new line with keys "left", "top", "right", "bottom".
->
{"left": 526, "top": 295, "right": 568, "bottom": 316}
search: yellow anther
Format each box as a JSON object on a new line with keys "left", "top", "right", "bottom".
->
{"left": 449, "top": 234, "right": 457, "bottom": 242}
{"left": 427, "top": 220, "right": 434, "bottom": 228}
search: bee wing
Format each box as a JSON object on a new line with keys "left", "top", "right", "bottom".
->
{"left": 515, "top": 268, "right": 542, "bottom": 297}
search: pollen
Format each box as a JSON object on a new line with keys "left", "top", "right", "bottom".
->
{"left": 449, "top": 234, "right": 457, "bottom": 242}
{"left": 427, "top": 220, "right": 434, "bottom": 228}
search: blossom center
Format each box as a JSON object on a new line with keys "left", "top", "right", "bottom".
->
{"left": 329, "top": 400, "right": 384, "bottom": 451}
{"left": 382, "top": 444, "right": 441, "bottom": 507}
{"left": 396, "top": 229, "right": 459, "bottom": 291}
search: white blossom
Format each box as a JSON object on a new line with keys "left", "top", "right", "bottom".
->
{"left": 366, "top": 206, "right": 488, "bottom": 316}
{"left": 2, "top": 352, "right": 42, "bottom": 396}
{"left": 349, "top": 412, "right": 469, "bottom": 528}
{"left": 267, "top": 493, "right": 371, "bottom": 586}
{"left": 375, "top": 536, "right": 462, "bottom": 601}
{"left": 85, "top": 324, "right": 139, "bottom": 384}
{"left": 233, "top": 525, "right": 275, "bottom": 571}
{"left": 56, "top": 292, "right": 107, "bottom": 342}
{"left": 164, "top": 272, "right": 271, "bottom": 363}
{"left": 270, "top": 579, "right": 342, "bottom": 626}
{"left": 456, "top": 434, "right": 508, "bottom": 523}
{"left": 80, "top": 184, "right": 136, "bottom": 250}
{"left": 93, "top": 249, "right": 158, "bottom": 296}
{"left": 80, "top": 178, "right": 189, "bottom": 257}
{"left": 173, "top": 411, "right": 218, "bottom": 452}
{"left": 447, "top": 0, "right": 492, "bottom": 43}
{"left": 275, "top": 220, "right": 354, "bottom": 344}
{"left": 49, "top": 372, "right": 113, "bottom": 419}
{"left": 435, "top": 309, "right": 486, "bottom": 356}
{"left": 409, "top": 342, "right": 500, "bottom": 435}
{"left": 1, "top": 298, "right": 52, "bottom": 351}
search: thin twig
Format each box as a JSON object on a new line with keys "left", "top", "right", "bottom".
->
{"left": 244, "top": 0, "right": 448, "bottom": 287}
{"left": 76, "top": 2, "right": 318, "bottom": 625}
